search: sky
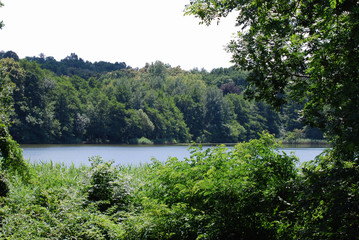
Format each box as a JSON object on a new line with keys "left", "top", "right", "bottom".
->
{"left": 0, "top": 0, "right": 239, "bottom": 71}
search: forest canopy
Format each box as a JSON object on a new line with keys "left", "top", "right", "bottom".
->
{"left": 0, "top": 51, "right": 322, "bottom": 144}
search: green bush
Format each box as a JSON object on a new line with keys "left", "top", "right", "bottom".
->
{"left": 85, "top": 156, "right": 131, "bottom": 212}
{"left": 129, "top": 132, "right": 299, "bottom": 239}
{"left": 137, "top": 137, "right": 154, "bottom": 145}
{"left": 0, "top": 161, "right": 126, "bottom": 239}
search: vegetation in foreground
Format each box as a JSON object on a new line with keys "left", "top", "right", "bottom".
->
{"left": 0, "top": 133, "right": 357, "bottom": 239}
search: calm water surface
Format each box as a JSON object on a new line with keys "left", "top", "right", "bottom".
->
{"left": 21, "top": 144, "right": 327, "bottom": 167}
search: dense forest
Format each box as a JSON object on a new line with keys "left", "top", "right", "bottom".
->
{"left": 0, "top": 50, "right": 322, "bottom": 144}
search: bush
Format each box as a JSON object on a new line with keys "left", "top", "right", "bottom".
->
{"left": 85, "top": 156, "right": 131, "bottom": 212}
{"left": 131, "top": 132, "right": 299, "bottom": 239}
{"left": 137, "top": 137, "right": 153, "bottom": 145}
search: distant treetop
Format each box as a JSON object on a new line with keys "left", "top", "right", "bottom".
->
{"left": 0, "top": 51, "right": 130, "bottom": 80}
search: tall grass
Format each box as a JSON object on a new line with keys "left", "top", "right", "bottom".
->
{"left": 0, "top": 134, "right": 346, "bottom": 239}
{"left": 0, "top": 160, "right": 127, "bottom": 239}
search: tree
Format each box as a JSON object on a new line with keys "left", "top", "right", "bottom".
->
{"left": 144, "top": 94, "right": 190, "bottom": 143}
{"left": 185, "top": 0, "right": 359, "bottom": 159}
{"left": 85, "top": 90, "right": 111, "bottom": 143}
{"left": 0, "top": 2, "right": 29, "bottom": 180}
{"left": 2, "top": 51, "right": 19, "bottom": 61}
{"left": 0, "top": 63, "right": 29, "bottom": 180}
{"left": 204, "top": 87, "right": 241, "bottom": 142}
{"left": 185, "top": 1, "right": 359, "bottom": 238}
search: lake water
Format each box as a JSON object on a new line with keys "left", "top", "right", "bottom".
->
{"left": 21, "top": 144, "right": 327, "bottom": 167}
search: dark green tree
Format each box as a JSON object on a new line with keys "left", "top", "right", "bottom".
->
{"left": 2, "top": 51, "right": 19, "bottom": 61}
{"left": 175, "top": 93, "right": 205, "bottom": 141}
{"left": 145, "top": 93, "right": 190, "bottom": 143}
{"left": 185, "top": 0, "right": 359, "bottom": 159}
{"left": 54, "top": 80, "right": 80, "bottom": 143}
{"left": 106, "top": 99, "right": 128, "bottom": 143}
{"left": 204, "top": 87, "right": 241, "bottom": 142}
{"left": 85, "top": 90, "right": 111, "bottom": 143}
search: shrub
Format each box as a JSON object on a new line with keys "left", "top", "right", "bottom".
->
{"left": 136, "top": 132, "right": 299, "bottom": 239}
{"left": 137, "top": 137, "right": 153, "bottom": 145}
{"left": 85, "top": 156, "right": 131, "bottom": 212}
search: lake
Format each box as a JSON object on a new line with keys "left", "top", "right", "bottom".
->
{"left": 21, "top": 144, "right": 327, "bottom": 167}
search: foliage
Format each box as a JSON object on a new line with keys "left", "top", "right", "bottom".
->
{"left": 284, "top": 129, "right": 304, "bottom": 144}
{"left": 85, "top": 156, "right": 132, "bottom": 212}
{"left": 0, "top": 161, "right": 125, "bottom": 239}
{"left": 0, "top": 124, "right": 29, "bottom": 180}
{"left": 185, "top": 0, "right": 358, "bottom": 158}
{"left": 23, "top": 52, "right": 129, "bottom": 80}
{"left": 0, "top": 64, "right": 29, "bottom": 181}
{"left": 185, "top": 1, "right": 359, "bottom": 238}
{"left": 0, "top": 50, "right": 324, "bottom": 144}
{"left": 0, "top": 65, "right": 13, "bottom": 126}
{"left": 137, "top": 137, "right": 153, "bottom": 145}
{"left": 291, "top": 150, "right": 359, "bottom": 239}
{"left": 130, "top": 132, "right": 298, "bottom": 239}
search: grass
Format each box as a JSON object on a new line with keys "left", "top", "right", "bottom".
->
{"left": 0, "top": 160, "right": 127, "bottom": 239}
{"left": 0, "top": 134, "right": 350, "bottom": 239}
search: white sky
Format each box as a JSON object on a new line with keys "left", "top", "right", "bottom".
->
{"left": 0, "top": 0, "right": 238, "bottom": 71}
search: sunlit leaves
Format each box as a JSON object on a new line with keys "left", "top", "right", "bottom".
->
{"left": 140, "top": 132, "right": 298, "bottom": 238}
{"left": 186, "top": 0, "right": 359, "bottom": 159}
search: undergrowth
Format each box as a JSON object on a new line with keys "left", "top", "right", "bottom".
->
{"left": 0, "top": 133, "right": 357, "bottom": 239}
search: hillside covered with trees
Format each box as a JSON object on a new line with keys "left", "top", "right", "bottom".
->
{"left": 0, "top": 51, "right": 322, "bottom": 144}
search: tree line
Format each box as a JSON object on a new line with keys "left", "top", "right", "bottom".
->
{"left": 0, "top": 51, "right": 322, "bottom": 144}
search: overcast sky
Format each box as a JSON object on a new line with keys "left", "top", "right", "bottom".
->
{"left": 0, "top": 0, "right": 238, "bottom": 71}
